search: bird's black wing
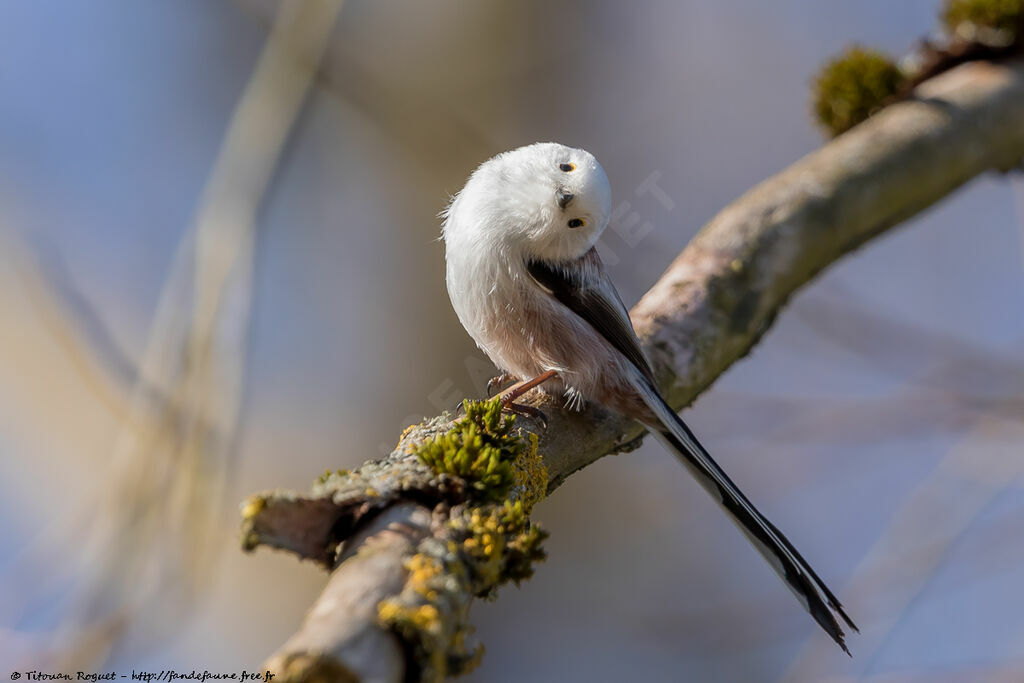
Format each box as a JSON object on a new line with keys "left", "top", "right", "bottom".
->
{"left": 526, "top": 249, "right": 657, "bottom": 386}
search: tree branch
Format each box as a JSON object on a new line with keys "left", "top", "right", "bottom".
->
{"left": 244, "top": 58, "right": 1024, "bottom": 682}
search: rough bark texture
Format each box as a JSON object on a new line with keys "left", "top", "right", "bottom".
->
{"left": 243, "top": 59, "right": 1024, "bottom": 682}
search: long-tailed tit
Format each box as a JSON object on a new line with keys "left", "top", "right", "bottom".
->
{"left": 442, "top": 142, "right": 856, "bottom": 652}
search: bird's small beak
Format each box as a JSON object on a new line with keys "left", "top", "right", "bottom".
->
{"left": 556, "top": 191, "right": 574, "bottom": 209}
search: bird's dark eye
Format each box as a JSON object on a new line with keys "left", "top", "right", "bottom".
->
{"left": 568, "top": 218, "right": 585, "bottom": 229}
{"left": 559, "top": 162, "right": 576, "bottom": 172}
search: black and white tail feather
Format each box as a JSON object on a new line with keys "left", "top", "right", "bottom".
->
{"left": 632, "top": 369, "right": 858, "bottom": 653}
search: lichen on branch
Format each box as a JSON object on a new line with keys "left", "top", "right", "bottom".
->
{"left": 244, "top": 399, "right": 550, "bottom": 681}
{"left": 375, "top": 499, "right": 548, "bottom": 681}
{"left": 374, "top": 399, "right": 549, "bottom": 680}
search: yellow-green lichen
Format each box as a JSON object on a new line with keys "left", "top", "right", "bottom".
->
{"left": 377, "top": 600, "right": 442, "bottom": 636}
{"left": 375, "top": 399, "right": 549, "bottom": 679}
{"left": 378, "top": 588, "right": 480, "bottom": 681}
{"left": 376, "top": 501, "right": 547, "bottom": 680}
{"left": 406, "top": 553, "right": 443, "bottom": 602}
{"left": 812, "top": 46, "right": 905, "bottom": 137}
{"left": 377, "top": 598, "right": 454, "bottom": 682}
{"left": 398, "top": 422, "right": 419, "bottom": 444}
{"left": 446, "top": 500, "right": 549, "bottom": 592}
{"left": 413, "top": 398, "right": 522, "bottom": 502}
{"left": 942, "top": 0, "right": 1024, "bottom": 40}
{"left": 314, "top": 468, "right": 349, "bottom": 486}
{"left": 239, "top": 495, "right": 266, "bottom": 552}
{"left": 380, "top": 499, "right": 548, "bottom": 679}
{"left": 511, "top": 432, "right": 548, "bottom": 510}
{"left": 240, "top": 495, "right": 265, "bottom": 520}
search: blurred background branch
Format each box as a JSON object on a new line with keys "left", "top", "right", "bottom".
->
{"left": 250, "top": 58, "right": 1024, "bottom": 681}
{"left": 1, "top": 0, "right": 344, "bottom": 667}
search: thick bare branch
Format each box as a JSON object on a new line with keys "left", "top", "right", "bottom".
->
{"left": 246, "top": 59, "right": 1024, "bottom": 681}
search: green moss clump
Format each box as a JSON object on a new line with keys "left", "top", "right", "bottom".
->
{"left": 414, "top": 398, "right": 521, "bottom": 502}
{"left": 812, "top": 46, "right": 905, "bottom": 137}
{"left": 942, "top": 0, "right": 1024, "bottom": 40}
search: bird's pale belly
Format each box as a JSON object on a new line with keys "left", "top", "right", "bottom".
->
{"left": 465, "top": 288, "right": 642, "bottom": 413}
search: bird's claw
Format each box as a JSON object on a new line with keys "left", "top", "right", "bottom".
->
{"left": 499, "top": 398, "right": 548, "bottom": 429}
{"left": 492, "top": 370, "right": 558, "bottom": 429}
{"left": 486, "top": 373, "right": 517, "bottom": 397}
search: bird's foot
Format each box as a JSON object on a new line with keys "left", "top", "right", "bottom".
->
{"left": 486, "top": 373, "right": 517, "bottom": 397}
{"left": 499, "top": 399, "right": 548, "bottom": 428}
{"left": 495, "top": 370, "right": 558, "bottom": 428}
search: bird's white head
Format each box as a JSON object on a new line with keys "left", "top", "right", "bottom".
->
{"left": 443, "top": 142, "right": 612, "bottom": 262}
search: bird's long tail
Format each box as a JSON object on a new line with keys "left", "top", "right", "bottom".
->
{"left": 632, "top": 374, "right": 857, "bottom": 654}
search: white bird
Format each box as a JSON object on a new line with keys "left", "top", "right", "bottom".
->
{"left": 442, "top": 141, "right": 856, "bottom": 653}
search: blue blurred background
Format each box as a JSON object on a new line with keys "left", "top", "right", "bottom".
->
{"left": 1, "top": 1, "right": 1023, "bottom": 680}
